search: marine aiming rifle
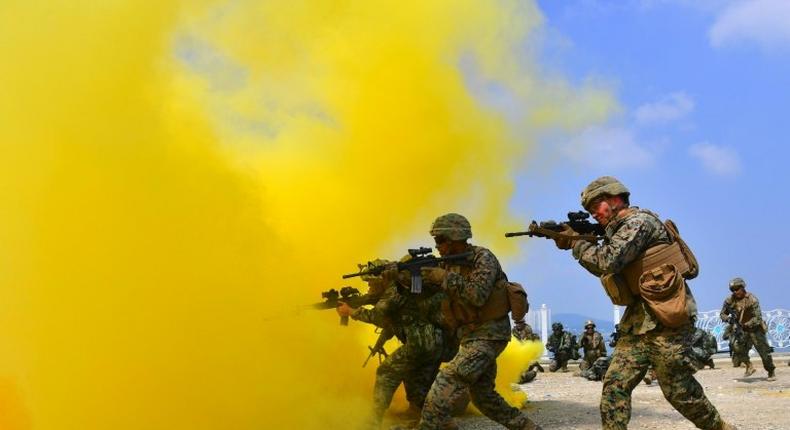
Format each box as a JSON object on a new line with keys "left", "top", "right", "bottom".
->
{"left": 342, "top": 247, "right": 473, "bottom": 294}
{"left": 312, "top": 286, "right": 379, "bottom": 325}
{"left": 505, "top": 211, "right": 605, "bottom": 242}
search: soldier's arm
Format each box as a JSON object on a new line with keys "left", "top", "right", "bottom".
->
{"left": 351, "top": 285, "right": 401, "bottom": 326}
{"left": 444, "top": 249, "right": 499, "bottom": 307}
{"left": 571, "top": 216, "right": 656, "bottom": 275}
{"left": 719, "top": 298, "right": 731, "bottom": 322}
{"left": 744, "top": 296, "right": 765, "bottom": 329}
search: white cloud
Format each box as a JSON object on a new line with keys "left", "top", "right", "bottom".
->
{"left": 562, "top": 126, "right": 656, "bottom": 168}
{"left": 688, "top": 142, "right": 742, "bottom": 175}
{"left": 634, "top": 92, "right": 695, "bottom": 126}
{"left": 709, "top": 0, "right": 790, "bottom": 50}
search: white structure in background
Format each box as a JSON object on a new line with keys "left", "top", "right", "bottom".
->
{"left": 522, "top": 304, "right": 551, "bottom": 357}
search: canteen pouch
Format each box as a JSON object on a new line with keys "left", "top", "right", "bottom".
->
{"left": 638, "top": 263, "right": 690, "bottom": 328}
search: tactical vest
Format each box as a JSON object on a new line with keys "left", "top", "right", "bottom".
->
{"left": 600, "top": 210, "right": 699, "bottom": 328}
{"left": 441, "top": 249, "right": 528, "bottom": 329}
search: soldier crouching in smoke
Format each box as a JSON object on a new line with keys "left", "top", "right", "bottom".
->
{"left": 336, "top": 259, "right": 450, "bottom": 429}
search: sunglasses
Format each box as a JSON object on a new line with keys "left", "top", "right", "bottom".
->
{"left": 433, "top": 236, "right": 449, "bottom": 245}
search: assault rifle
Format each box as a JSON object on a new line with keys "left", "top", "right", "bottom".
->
{"left": 342, "top": 247, "right": 473, "bottom": 294}
{"left": 723, "top": 304, "right": 744, "bottom": 339}
{"left": 363, "top": 327, "right": 394, "bottom": 368}
{"left": 312, "top": 286, "right": 379, "bottom": 325}
{"left": 505, "top": 211, "right": 604, "bottom": 242}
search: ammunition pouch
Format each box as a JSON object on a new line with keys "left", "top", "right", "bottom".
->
{"left": 446, "top": 279, "right": 524, "bottom": 327}
{"left": 600, "top": 273, "right": 635, "bottom": 306}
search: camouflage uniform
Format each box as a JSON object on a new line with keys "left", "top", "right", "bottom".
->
{"left": 571, "top": 203, "right": 725, "bottom": 430}
{"left": 352, "top": 281, "right": 447, "bottom": 429}
{"left": 581, "top": 356, "right": 612, "bottom": 381}
{"left": 719, "top": 290, "right": 775, "bottom": 376}
{"left": 579, "top": 329, "right": 607, "bottom": 371}
{"left": 418, "top": 244, "right": 533, "bottom": 430}
{"left": 722, "top": 323, "right": 750, "bottom": 367}
{"left": 545, "top": 325, "right": 577, "bottom": 372}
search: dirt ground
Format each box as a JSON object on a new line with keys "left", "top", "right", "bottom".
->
{"left": 454, "top": 354, "right": 790, "bottom": 430}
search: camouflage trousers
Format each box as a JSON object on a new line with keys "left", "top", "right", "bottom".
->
{"left": 417, "top": 340, "right": 529, "bottom": 430}
{"left": 549, "top": 351, "right": 571, "bottom": 372}
{"left": 367, "top": 342, "right": 443, "bottom": 429}
{"left": 601, "top": 328, "right": 723, "bottom": 430}
{"left": 739, "top": 330, "right": 775, "bottom": 372}
{"left": 581, "top": 350, "right": 604, "bottom": 371}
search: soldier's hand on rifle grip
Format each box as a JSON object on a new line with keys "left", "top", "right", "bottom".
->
{"left": 553, "top": 224, "right": 579, "bottom": 250}
{"left": 421, "top": 267, "right": 447, "bottom": 285}
{"left": 336, "top": 302, "right": 354, "bottom": 318}
{"left": 380, "top": 263, "right": 399, "bottom": 281}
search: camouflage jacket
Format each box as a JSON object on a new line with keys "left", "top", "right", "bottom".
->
{"left": 546, "top": 331, "right": 576, "bottom": 354}
{"left": 572, "top": 207, "right": 697, "bottom": 335}
{"left": 580, "top": 331, "right": 607, "bottom": 356}
{"left": 720, "top": 292, "right": 766, "bottom": 332}
{"left": 441, "top": 245, "right": 511, "bottom": 342}
{"left": 352, "top": 282, "right": 446, "bottom": 354}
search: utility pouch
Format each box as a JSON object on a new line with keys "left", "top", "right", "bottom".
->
{"left": 638, "top": 263, "right": 689, "bottom": 328}
{"left": 600, "top": 273, "right": 635, "bottom": 306}
{"left": 477, "top": 279, "right": 512, "bottom": 323}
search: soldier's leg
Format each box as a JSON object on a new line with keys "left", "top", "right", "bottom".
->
{"left": 418, "top": 342, "right": 483, "bottom": 430}
{"left": 466, "top": 341, "right": 535, "bottom": 430}
{"left": 747, "top": 331, "right": 775, "bottom": 373}
{"left": 370, "top": 346, "right": 417, "bottom": 428}
{"left": 600, "top": 334, "right": 650, "bottom": 430}
{"left": 651, "top": 330, "right": 724, "bottom": 430}
{"left": 404, "top": 360, "right": 441, "bottom": 410}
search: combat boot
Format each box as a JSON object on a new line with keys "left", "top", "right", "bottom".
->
{"left": 743, "top": 362, "right": 756, "bottom": 377}
{"left": 766, "top": 368, "right": 776, "bottom": 381}
{"left": 717, "top": 421, "right": 738, "bottom": 430}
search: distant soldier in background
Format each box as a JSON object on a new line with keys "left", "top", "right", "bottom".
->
{"left": 578, "top": 320, "right": 607, "bottom": 371}
{"left": 546, "top": 322, "right": 578, "bottom": 372}
{"left": 719, "top": 277, "right": 775, "bottom": 381}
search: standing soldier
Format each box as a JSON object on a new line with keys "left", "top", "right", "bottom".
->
{"left": 546, "top": 322, "right": 577, "bottom": 372}
{"left": 579, "top": 320, "right": 607, "bottom": 371}
{"left": 552, "top": 176, "right": 735, "bottom": 430}
{"left": 411, "top": 213, "right": 541, "bottom": 430}
{"left": 719, "top": 278, "right": 776, "bottom": 380}
{"left": 336, "top": 260, "right": 447, "bottom": 429}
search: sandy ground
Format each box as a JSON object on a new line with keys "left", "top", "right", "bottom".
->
{"left": 451, "top": 354, "right": 790, "bottom": 430}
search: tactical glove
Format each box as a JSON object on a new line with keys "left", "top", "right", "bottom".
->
{"left": 420, "top": 266, "right": 447, "bottom": 285}
{"left": 553, "top": 224, "right": 579, "bottom": 250}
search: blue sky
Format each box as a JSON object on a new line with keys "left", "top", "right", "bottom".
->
{"left": 502, "top": 0, "right": 790, "bottom": 320}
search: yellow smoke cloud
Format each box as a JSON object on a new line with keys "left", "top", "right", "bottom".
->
{"left": 0, "top": 1, "right": 612, "bottom": 429}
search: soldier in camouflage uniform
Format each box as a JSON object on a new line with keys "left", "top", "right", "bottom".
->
{"left": 719, "top": 278, "right": 776, "bottom": 380}
{"left": 337, "top": 261, "right": 448, "bottom": 429}
{"left": 546, "top": 322, "right": 577, "bottom": 372}
{"left": 412, "top": 213, "right": 541, "bottom": 430}
{"left": 553, "top": 176, "right": 735, "bottom": 430}
{"left": 579, "top": 320, "right": 607, "bottom": 371}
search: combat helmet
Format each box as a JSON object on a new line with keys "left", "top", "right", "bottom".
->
{"left": 430, "top": 213, "right": 472, "bottom": 241}
{"left": 552, "top": 322, "right": 563, "bottom": 331}
{"left": 581, "top": 176, "right": 630, "bottom": 210}
{"left": 729, "top": 277, "right": 746, "bottom": 292}
{"left": 584, "top": 320, "right": 595, "bottom": 329}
